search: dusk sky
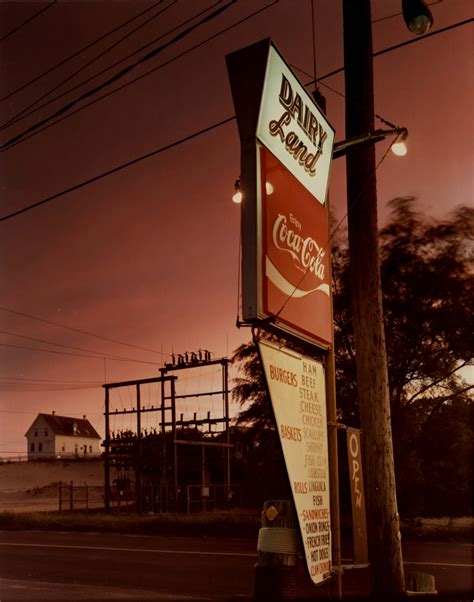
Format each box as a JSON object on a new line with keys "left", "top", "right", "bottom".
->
{"left": 0, "top": 0, "right": 472, "bottom": 456}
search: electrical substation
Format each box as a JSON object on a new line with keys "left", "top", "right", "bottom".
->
{"left": 102, "top": 351, "right": 232, "bottom": 513}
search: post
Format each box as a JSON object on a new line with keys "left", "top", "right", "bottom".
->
{"left": 136, "top": 384, "right": 142, "bottom": 513}
{"left": 254, "top": 500, "right": 298, "bottom": 601}
{"left": 69, "top": 480, "right": 73, "bottom": 511}
{"left": 171, "top": 378, "right": 178, "bottom": 511}
{"left": 104, "top": 386, "right": 111, "bottom": 512}
{"left": 223, "top": 360, "right": 231, "bottom": 504}
{"left": 342, "top": 0, "right": 405, "bottom": 596}
{"left": 314, "top": 88, "right": 343, "bottom": 600}
{"left": 58, "top": 481, "right": 62, "bottom": 512}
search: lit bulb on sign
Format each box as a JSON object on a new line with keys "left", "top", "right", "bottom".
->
{"left": 232, "top": 191, "right": 243, "bottom": 204}
{"left": 265, "top": 181, "right": 274, "bottom": 195}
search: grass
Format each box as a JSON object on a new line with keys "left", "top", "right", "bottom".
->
{"left": 0, "top": 510, "right": 471, "bottom": 542}
{"left": 0, "top": 509, "right": 261, "bottom": 538}
{"left": 400, "top": 516, "right": 473, "bottom": 542}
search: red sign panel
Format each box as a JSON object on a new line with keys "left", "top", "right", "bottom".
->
{"left": 260, "top": 146, "right": 332, "bottom": 347}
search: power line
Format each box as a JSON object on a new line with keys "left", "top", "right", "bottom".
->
{"left": 1, "top": 0, "right": 278, "bottom": 153}
{"left": 0, "top": 383, "right": 101, "bottom": 392}
{"left": 0, "top": 306, "right": 166, "bottom": 356}
{"left": 371, "top": 0, "right": 442, "bottom": 24}
{"left": 1, "top": 0, "right": 221, "bottom": 131}
{"left": 0, "top": 328, "right": 159, "bottom": 364}
{"left": 0, "top": 342, "right": 161, "bottom": 366}
{"left": 307, "top": 18, "right": 473, "bottom": 87}
{"left": 0, "top": 375, "right": 101, "bottom": 384}
{"left": 0, "top": 2, "right": 173, "bottom": 103}
{"left": 0, "top": 0, "right": 237, "bottom": 150}
{"left": 0, "top": 116, "right": 235, "bottom": 221}
{"left": 0, "top": 13, "right": 467, "bottom": 221}
{"left": 1, "top": 9, "right": 466, "bottom": 156}
{"left": 1, "top": 0, "right": 174, "bottom": 129}
{"left": 0, "top": 1, "right": 56, "bottom": 44}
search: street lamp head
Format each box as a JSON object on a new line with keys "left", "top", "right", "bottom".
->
{"left": 391, "top": 129, "right": 408, "bottom": 156}
{"left": 402, "top": 0, "right": 433, "bottom": 35}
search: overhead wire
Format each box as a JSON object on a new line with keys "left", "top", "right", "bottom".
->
{"left": 0, "top": 305, "right": 167, "bottom": 355}
{"left": 371, "top": 0, "right": 443, "bottom": 24}
{"left": 0, "top": 1, "right": 175, "bottom": 103}
{"left": 1, "top": 0, "right": 219, "bottom": 130}
{"left": 0, "top": 328, "right": 158, "bottom": 363}
{"left": 0, "top": 0, "right": 278, "bottom": 153}
{"left": 0, "top": 383, "right": 101, "bottom": 392}
{"left": 0, "top": 342, "right": 161, "bottom": 366}
{"left": 0, "top": 14, "right": 469, "bottom": 223}
{"left": 0, "top": 375, "right": 101, "bottom": 384}
{"left": 303, "top": 18, "right": 473, "bottom": 88}
{"left": 0, "top": 0, "right": 237, "bottom": 149}
{"left": 1, "top": 0, "right": 175, "bottom": 129}
{"left": 0, "top": 116, "right": 235, "bottom": 222}
{"left": 0, "top": 1, "right": 56, "bottom": 44}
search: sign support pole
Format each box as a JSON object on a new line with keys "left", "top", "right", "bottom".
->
{"left": 314, "top": 88, "right": 342, "bottom": 599}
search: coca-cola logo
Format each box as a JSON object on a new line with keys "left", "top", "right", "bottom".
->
{"left": 272, "top": 213, "right": 325, "bottom": 281}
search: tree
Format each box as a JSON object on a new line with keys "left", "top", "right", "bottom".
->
{"left": 232, "top": 198, "right": 473, "bottom": 514}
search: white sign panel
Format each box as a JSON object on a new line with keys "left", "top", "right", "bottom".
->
{"left": 256, "top": 46, "right": 334, "bottom": 206}
{"left": 258, "top": 339, "right": 331, "bottom": 584}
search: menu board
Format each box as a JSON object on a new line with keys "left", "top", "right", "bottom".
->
{"left": 258, "top": 339, "right": 331, "bottom": 584}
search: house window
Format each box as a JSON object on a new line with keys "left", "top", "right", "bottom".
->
{"left": 89, "top": 446, "right": 92, "bottom": 453}
{"left": 61, "top": 444, "right": 65, "bottom": 452}
{"left": 34, "top": 429, "right": 38, "bottom": 437}
{"left": 30, "top": 443, "right": 35, "bottom": 452}
{"left": 44, "top": 428, "right": 48, "bottom": 437}
{"left": 38, "top": 443, "right": 43, "bottom": 452}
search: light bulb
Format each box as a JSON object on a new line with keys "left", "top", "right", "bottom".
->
{"left": 232, "top": 191, "right": 242, "bottom": 204}
{"left": 391, "top": 141, "right": 407, "bottom": 156}
{"left": 265, "top": 181, "right": 274, "bottom": 195}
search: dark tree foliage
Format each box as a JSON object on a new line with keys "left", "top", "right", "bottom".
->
{"left": 232, "top": 198, "right": 473, "bottom": 515}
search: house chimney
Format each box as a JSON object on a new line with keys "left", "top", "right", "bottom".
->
{"left": 83, "top": 415, "right": 86, "bottom": 420}
{"left": 52, "top": 411, "right": 55, "bottom": 416}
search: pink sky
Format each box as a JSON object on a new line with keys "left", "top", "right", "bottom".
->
{"left": 0, "top": 0, "right": 472, "bottom": 456}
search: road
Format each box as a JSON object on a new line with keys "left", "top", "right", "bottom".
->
{"left": 0, "top": 530, "right": 472, "bottom": 600}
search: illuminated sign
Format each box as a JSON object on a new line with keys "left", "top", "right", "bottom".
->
{"left": 258, "top": 339, "right": 331, "bottom": 584}
{"left": 226, "top": 39, "right": 335, "bottom": 348}
{"left": 260, "top": 146, "right": 332, "bottom": 346}
{"left": 257, "top": 46, "right": 334, "bottom": 204}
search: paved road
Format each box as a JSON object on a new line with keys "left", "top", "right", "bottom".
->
{"left": 0, "top": 530, "right": 472, "bottom": 600}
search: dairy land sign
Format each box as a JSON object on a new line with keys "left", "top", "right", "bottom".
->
{"left": 226, "top": 40, "right": 335, "bottom": 348}
{"left": 258, "top": 339, "right": 331, "bottom": 584}
{"left": 257, "top": 48, "right": 333, "bottom": 204}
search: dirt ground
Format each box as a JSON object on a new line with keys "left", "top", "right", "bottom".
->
{"left": 0, "top": 460, "right": 104, "bottom": 513}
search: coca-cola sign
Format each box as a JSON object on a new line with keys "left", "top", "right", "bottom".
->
{"left": 226, "top": 39, "right": 334, "bottom": 347}
{"left": 257, "top": 46, "right": 334, "bottom": 205}
{"left": 261, "top": 146, "right": 332, "bottom": 347}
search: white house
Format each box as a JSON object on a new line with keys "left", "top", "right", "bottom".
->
{"left": 25, "top": 412, "right": 101, "bottom": 460}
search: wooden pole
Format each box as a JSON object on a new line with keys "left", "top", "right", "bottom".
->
{"left": 104, "top": 386, "right": 110, "bottom": 513}
{"left": 342, "top": 0, "right": 405, "bottom": 595}
{"left": 136, "top": 384, "right": 142, "bottom": 513}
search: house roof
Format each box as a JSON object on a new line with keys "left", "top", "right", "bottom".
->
{"left": 26, "top": 413, "right": 101, "bottom": 439}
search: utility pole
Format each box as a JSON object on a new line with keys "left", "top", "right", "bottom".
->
{"left": 342, "top": 0, "right": 405, "bottom": 596}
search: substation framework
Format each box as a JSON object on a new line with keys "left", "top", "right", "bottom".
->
{"left": 103, "top": 354, "right": 231, "bottom": 512}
